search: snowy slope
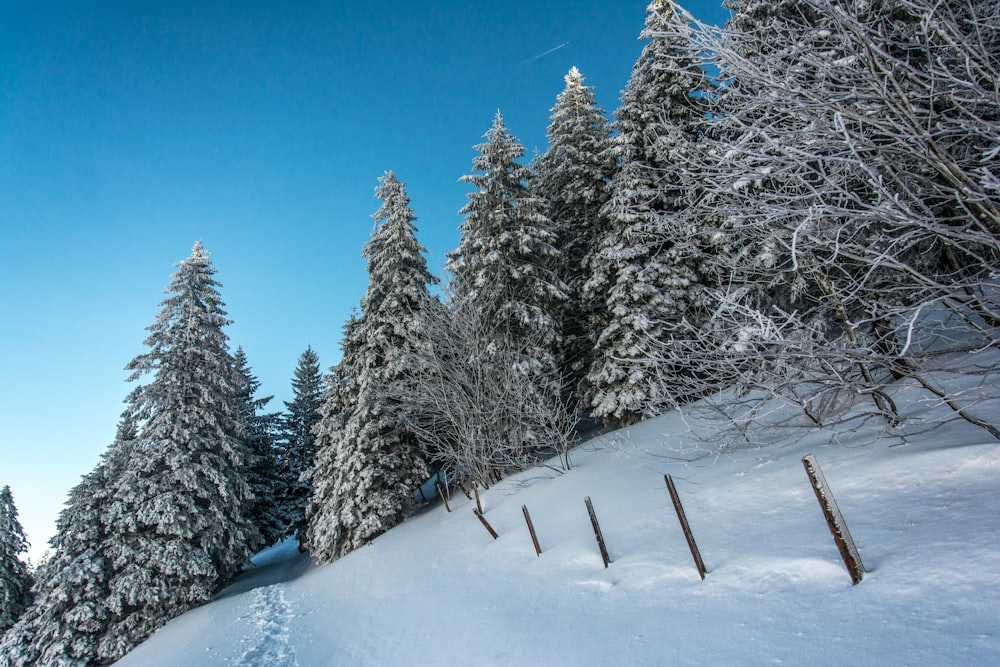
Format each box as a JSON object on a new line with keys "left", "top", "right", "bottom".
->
{"left": 116, "top": 365, "right": 1000, "bottom": 666}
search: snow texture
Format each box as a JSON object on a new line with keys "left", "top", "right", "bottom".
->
{"left": 233, "top": 587, "right": 296, "bottom": 667}
{"left": 115, "top": 348, "right": 1000, "bottom": 666}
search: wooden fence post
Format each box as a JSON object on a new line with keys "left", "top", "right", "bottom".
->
{"left": 802, "top": 454, "right": 865, "bottom": 585}
{"left": 474, "top": 483, "right": 483, "bottom": 514}
{"left": 584, "top": 496, "right": 611, "bottom": 568}
{"left": 435, "top": 482, "right": 451, "bottom": 513}
{"left": 474, "top": 509, "right": 499, "bottom": 540}
{"left": 522, "top": 505, "right": 542, "bottom": 557}
{"left": 664, "top": 474, "right": 707, "bottom": 580}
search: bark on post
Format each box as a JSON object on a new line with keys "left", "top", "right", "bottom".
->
{"left": 802, "top": 454, "right": 865, "bottom": 585}
{"left": 584, "top": 496, "right": 611, "bottom": 568}
{"left": 436, "top": 482, "right": 451, "bottom": 513}
{"left": 522, "top": 505, "right": 542, "bottom": 557}
{"left": 664, "top": 474, "right": 707, "bottom": 580}
{"left": 474, "top": 508, "right": 499, "bottom": 540}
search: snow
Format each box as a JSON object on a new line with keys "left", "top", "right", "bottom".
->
{"left": 116, "top": 359, "right": 1000, "bottom": 666}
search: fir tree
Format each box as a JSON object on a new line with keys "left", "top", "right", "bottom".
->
{"left": 531, "top": 67, "right": 615, "bottom": 411}
{"left": 584, "top": 0, "right": 710, "bottom": 425}
{"left": 97, "top": 242, "right": 256, "bottom": 660}
{"left": 305, "top": 317, "right": 363, "bottom": 562}
{"left": 447, "top": 112, "right": 567, "bottom": 351}
{"left": 446, "top": 111, "right": 567, "bottom": 399}
{"left": 279, "top": 345, "right": 326, "bottom": 541}
{"left": 306, "top": 173, "right": 437, "bottom": 563}
{"left": 233, "top": 346, "right": 284, "bottom": 550}
{"left": 0, "top": 417, "right": 134, "bottom": 666}
{"left": 0, "top": 485, "right": 32, "bottom": 635}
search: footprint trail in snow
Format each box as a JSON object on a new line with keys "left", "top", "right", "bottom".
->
{"left": 234, "top": 586, "right": 298, "bottom": 667}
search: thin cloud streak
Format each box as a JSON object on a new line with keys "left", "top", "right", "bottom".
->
{"left": 524, "top": 41, "right": 570, "bottom": 64}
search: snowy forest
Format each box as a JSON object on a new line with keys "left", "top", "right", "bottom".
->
{"left": 2, "top": 0, "right": 999, "bottom": 663}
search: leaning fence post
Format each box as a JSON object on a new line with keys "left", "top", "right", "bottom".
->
{"left": 474, "top": 482, "right": 483, "bottom": 514}
{"left": 474, "top": 508, "right": 499, "bottom": 540}
{"left": 584, "top": 496, "right": 611, "bottom": 568}
{"left": 802, "top": 454, "right": 865, "bottom": 585}
{"left": 522, "top": 505, "right": 542, "bottom": 557}
{"left": 435, "top": 482, "right": 451, "bottom": 513}
{"left": 664, "top": 474, "right": 707, "bottom": 580}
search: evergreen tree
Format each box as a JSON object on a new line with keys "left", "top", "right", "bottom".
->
{"left": 0, "top": 417, "right": 134, "bottom": 666}
{"left": 532, "top": 67, "right": 615, "bottom": 410}
{"left": 584, "top": 0, "right": 710, "bottom": 426}
{"left": 97, "top": 241, "right": 256, "bottom": 660}
{"left": 306, "top": 173, "right": 437, "bottom": 563}
{"left": 446, "top": 111, "right": 567, "bottom": 399}
{"left": 0, "top": 485, "right": 32, "bottom": 635}
{"left": 305, "top": 317, "right": 363, "bottom": 562}
{"left": 233, "top": 346, "right": 284, "bottom": 550}
{"left": 279, "top": 345, "right": 326, "bottom": 541}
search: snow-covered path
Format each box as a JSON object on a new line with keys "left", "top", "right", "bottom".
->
{"left": 233, "top": 586, "right": 297, "bottom": 667}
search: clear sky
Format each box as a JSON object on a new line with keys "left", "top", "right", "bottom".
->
{"left": 1, "top": 0, "right": 731, "bottom": 562}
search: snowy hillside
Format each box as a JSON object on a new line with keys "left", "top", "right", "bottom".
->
{"left": 116, "top": 364, "right": 1000, "bottom": 666}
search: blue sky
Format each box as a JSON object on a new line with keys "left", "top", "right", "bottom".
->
{"left": 1, "top": 0, "right": 730, "bottom": 561}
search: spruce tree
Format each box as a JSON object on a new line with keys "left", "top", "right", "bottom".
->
{"left": 280, "top": 345, "right": 326, "bottom": 541}
{"left": 233, "top": 346, "right": 284, "bottom": 550}
{"left": 97, "top": 242, "right": 256, "bottom": 660}
{"left": 446, "top": 111, "right": 567, "bottom": 398}
{"left": 0, "top": 485, "right": 32, "bottom": 635}
{"left": 306, "top": 173, "right": 437, "bottom": 563}
{"left": 532, "top": 67, "right": 615, "bottom": 411}
{"left": 584, "top": 0, "right": 710, "bottom": 425}
{"left": 0, "top": 417, "right": 134, "bottom": 666}
{"left": 305, "top": 318, "right": 363, "bottom": 562}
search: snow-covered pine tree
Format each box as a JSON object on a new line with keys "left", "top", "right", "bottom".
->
{"left": 0, "top": 485, "right": 32, "bottom": 635}
{"left": 446, "top": 111, "right": 567, "bottom": 407}
{"left": 96, "top": 242, "right": 257, "bottom": 660}
{"left": 303, "top": 317, "right": 362, "bottom": 562}
{"left": 0, "top": 416, "right": 134, "bottom": 666}
{"left": 584, "top": 0, "right": 711, "bottom": 426}
{"left": 279, "top": 345, "right": 327, "bottom": 541}
{"left": 305, "top": 173, "right": 437, "bottom": 563}
{"left": 233, "top": 346, "right": 284, "bottom": 550}
{"left": 531, "top": 67, "right": 615, "bottom": 411}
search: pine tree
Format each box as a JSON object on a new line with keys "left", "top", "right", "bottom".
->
{"left": 97, "top": 242, "right": 256, "bottom": 660}
{"left": 584, "top": 0, "right": 710, "bottom": 425}
{"left": 0, "top": 485, "right": 32, "bottom": 634}
{"left": 446, "top": 111, "right": 567, "bottom": 398}
{"left": 279, "top": 345, "right": 326, "bottom": 541}
{"left": 306, "top": 173, "right": 437, "bottom": 563}
{"left": 233, "top": 346, "right": 284, "bottom": 550}
{"left": 0, "top": 417, "right": 133, "bottom": 666}
{"left": 305, "top": 318, "right": 362, "bottom": 562}
{"left": 531, "top": 67, "right": 615, "bottom": 410}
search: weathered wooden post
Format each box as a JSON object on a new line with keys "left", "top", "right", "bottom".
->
{"left": 474, "top": 482, "right": 483, "bottom": 514}
{"left": 802, "top": 454, "right": 865, "bottom": 585}
{"left": 584, "top": 496, "right": 611, "bottom": 568}
{"left": 664, "top": 474, "right": 707, "bottom": 580}
{"left": 522, "top": 505, "right": 542, "bottom": 557}
{"left": 474, "top": 508, "right": 499, "bottom": 540}
{"left": 435, "top": 482, "right": 451, "bottom": 513}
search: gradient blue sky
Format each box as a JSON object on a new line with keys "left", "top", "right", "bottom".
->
{"left": 1, "top": 1, "right": 730, "bottom": 561}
